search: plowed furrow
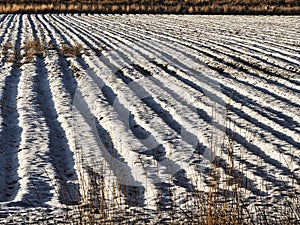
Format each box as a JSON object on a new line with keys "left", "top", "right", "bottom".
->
{"left": 0, "top": 14, "right": 23, "bottom": 203}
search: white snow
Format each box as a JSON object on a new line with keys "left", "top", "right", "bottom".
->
{"left": 0, "top": 14, "right": 299, "bottom": 223}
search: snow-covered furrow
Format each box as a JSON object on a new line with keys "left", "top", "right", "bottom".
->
{"left": 37, "top": 16, "right": 136, "bottom": 205}
{"left": 57, "top": 15, "right": 229, "bottom": 172}
{"left": 8, "top": 15, "right": 58, "bottom": 208}
{"left": 28, "top": 15, "right": 82, "bottom": 206}
{"left": 46, "top": 14, "right": 98, "bottom": 50}
{"left": 0, "top": 15, "right": 18, "bottom": 65}
{"left": 90, "top": 16, "right": 300, "bottom": 139}
{"left": 113, "top": 15, "right": 300, "bottom": 73}
{"left": 145, "top": 25, "right": 300, "bottom": 79}
{"left": 0, "top": 14, "right": 22, "bottom": 203}
{"left": 37, "top": 15, "right": 71, "bottom": 48}
{"left": 63, "top": 18, "right": 298, "bottom": 135}
{"left": 152, "top": 61, "right": 300, "bottom": 172}
{"left": 62, "top": 14, "right": 300, "bottom": 195}
{"left": 74, "top": 15, "right": 298, "bottom": 141}
{"left": 59, "top": 12, "right": 300, "bottom": 174}
{"left": 49, "top": 14, "right": 288, "bottom": 199}
{"left": 0, "top": 68, "right": 21, "bottom": 203}
{"left": 148, "top": 15, "right": 300, "bottom": 55}
{"left": 0, "top": 15, "right": 7, "bottom": 24}
{"left": 45, "top": 14, "right": 198, "bottom": 209}
{"left": 93, "top": 15, "right": 300, "bottom": 92}
{"left": 70, "top": 16, "right": 220, "bottom": 207}
{"left": 107, "top": 15, "right": 300, "bottom": 58}
{"left": 0, "top": 15, "right": 14, "bottom": 44}
{"left": 0, "top": 14, "right": 300, "bottom": 222}
{"left": 57, "top": 15, "right": 203, "bottom": 142}
{"left": 49, "top": 14, "right": 216, "bottom": 171}
{"left": 194, "top": 40, "right": 300, "bottom": 84}
{"left": 130, "top": 14, "right": 300, "bottom": 40}
{"left": 125, "top": 33, "right": 300, "bottom": 129}
{"left": 209, "top": 38, "right": 300, "bottom": 72}
{"left": 205, "top": 36, "right": 300, "bottom": 69}
{"left": 41, "top": 14, "right": 156, "bottom": 208}
{"left": 0, "top": 14, "right": 19, "bottom": 134}
{"left": 73, "top": 57, "right": 168, "bottom": 209}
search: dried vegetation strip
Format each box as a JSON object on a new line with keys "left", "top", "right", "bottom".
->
{"left": 0, "top": 0, "right": 299, "bottom": 14}
{"left": 1, "top": 39, "right": 84, "bottom": 65}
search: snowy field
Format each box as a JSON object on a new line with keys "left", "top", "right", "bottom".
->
{"left": 0, "top": 14, "right": 299, "bottom": 223}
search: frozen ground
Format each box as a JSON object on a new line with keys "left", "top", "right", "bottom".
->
{"left": 0, "top": 14, "right": 299, "bottom": 223}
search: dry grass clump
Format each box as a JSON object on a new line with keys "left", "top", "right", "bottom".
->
{"left": 4, "top": 44, "right": 22, "bottom": 65}
{"left": 2, "top": 39, "right": 45, "bottom": 65}
{"left": 7, "top": 50, "right": 21, "bottom": 65}
{"left": 2, "top": 40, "right": 85, "bottom": 66}
{"left": 61, "top": 44, "right": 83, "bottom": 58}
{"left": 1, "top": 42, "right": 17, "bottom": 63}
{"left": 23, "top": 39, "right": 45, "bottom": 63}
{"left": 2, "top": 42, "right": 13, "bottom": 53}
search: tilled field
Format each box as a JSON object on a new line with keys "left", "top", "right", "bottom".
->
{"left": 0, "top": 14, "right": 299, "bottom": 224}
